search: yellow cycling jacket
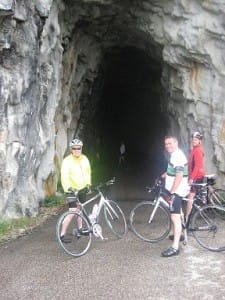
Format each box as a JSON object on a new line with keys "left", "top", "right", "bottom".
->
{"left": 61, "top": 153, "right": 91, "bottom": 192}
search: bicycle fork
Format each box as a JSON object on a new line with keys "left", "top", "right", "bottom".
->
{"left": 104, "top": 199, "right": 119, "bottom": 220}
{"left": 148, "top": 197, "right": 167, "bottom": 223}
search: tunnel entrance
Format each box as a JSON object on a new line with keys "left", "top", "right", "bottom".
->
{"left": 89, "top": 46, "right": 169, "bottom": 182}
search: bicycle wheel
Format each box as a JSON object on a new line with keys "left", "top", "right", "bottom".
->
{"left": 56, "top": 211, "right": 92, "bottom": 257}
{"left": 209, "top": 189, "right": 225, "bottom": 206}
{"left": 192, "top": 205, "right": 225, "bottom": 252}
{"left": 104, "top": 200, "right": 127, "bottom": 238}
{"left": 130, "top": 201, "right": 171, "bottom": 242}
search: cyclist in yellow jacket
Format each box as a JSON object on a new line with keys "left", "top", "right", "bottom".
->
{"left": 61, "top": 139, "right": 91, "bottom": 192}
{"left": 60, "top": 138, "right": 91, "bottom": 243}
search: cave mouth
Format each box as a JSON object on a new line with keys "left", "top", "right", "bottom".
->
{"left": 87, "top": 46, "right": 169, "bottom": 182}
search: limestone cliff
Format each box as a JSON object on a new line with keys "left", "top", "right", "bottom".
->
{"left": 0, "top": 0, "right": 225, "bottom": 217}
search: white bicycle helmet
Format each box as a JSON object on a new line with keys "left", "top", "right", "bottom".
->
{"left": 70, "top": 139, "right": 83, "bottom": 147}
{"left": 192, "top": 131, "right": 203, "bottom": 140}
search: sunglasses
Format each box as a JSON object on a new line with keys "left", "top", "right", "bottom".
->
{"left": 72, "top": 147, "right": 81, "bottom": 150}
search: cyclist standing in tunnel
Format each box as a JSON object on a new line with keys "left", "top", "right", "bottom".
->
{"left": 60, "top": 138, "right": 91, "bottom": 243}
{"left": 160, "top": 136, "right": 190, "bottom": 257}
{"left": 119, "top": 141, "right": 126, "bottom": 166}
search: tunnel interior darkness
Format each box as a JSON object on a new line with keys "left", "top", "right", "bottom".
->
{"left": 89, "top": 47, "right": 169, "bottom": 180}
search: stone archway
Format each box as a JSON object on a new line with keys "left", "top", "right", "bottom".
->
{"left": 0, "top": 0, "right": 225, "bottom": 217}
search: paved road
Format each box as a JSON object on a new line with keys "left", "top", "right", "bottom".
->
{"left": 1, "top": 171, "right": 225, "bottom": 300}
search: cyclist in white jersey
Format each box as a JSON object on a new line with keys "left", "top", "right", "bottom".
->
{"left": 160, "top": 136, "right": 189, "bottom": 257}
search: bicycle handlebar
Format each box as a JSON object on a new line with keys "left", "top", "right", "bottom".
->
{"left": 66, "top": 178, "right": 115, "bottom": 196}
{"left": 93, "top": 177, "right": 115, "bottom": 191}
{"left": 146, "top": 186, "right": 154, "bottom": 193}
{"left": 147, "top": 177, "right": 214, "bottom": 192}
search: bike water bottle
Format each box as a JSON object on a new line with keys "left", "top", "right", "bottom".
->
{"left": 89, "top": 204, "right": 99, "bottom": 224}
{"left": 92, "top": 204, "right": 98, "bottom": 218}
{"left": 89, "top": 214, "right": 95, "bottom": 224}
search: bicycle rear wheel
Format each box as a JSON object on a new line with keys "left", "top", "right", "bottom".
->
{"left": 209, "top": 189, "right": 225, "bottom": 207}
{"left": 104, "top": 200, "right": 127, "bottom": 238}
{"left": 130, "top": 201, "right": 171, "bottom": 242}
{"left": 192, "top": 205, "right": 225, "bottom": 252}
{"left": 56, "top": 211, "right": 92, "bottom": 257}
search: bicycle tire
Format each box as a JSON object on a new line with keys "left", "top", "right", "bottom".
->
{"left": 209, "top": 189, "right": 225, "bottom": 207}
{"left": 56, "top": 211, "right": 92, "bottom": 257}
{"left": 104, "top": 200, "right": 127, "bottom": 238}
{"left": 130, "top": 201, "right": 171, "bottom": 242}
{"left": 191, "top": 205, "right": 225, "bottom": 252}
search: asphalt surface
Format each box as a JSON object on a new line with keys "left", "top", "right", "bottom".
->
{"left": 1, "top": 170, "right": 225, "bottom": 300}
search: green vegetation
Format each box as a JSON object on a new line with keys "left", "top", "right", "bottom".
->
{"left": 0, "top": 217, "right": 34, "bottom": 241}
{"left": 88, "top": 152, "right": 117, "bottom": 186}
{"left": 43, "top": 195, "right": 64, "bottom": 207}
{"left": 0, "top": 194, "right": 65, "bottom": 243}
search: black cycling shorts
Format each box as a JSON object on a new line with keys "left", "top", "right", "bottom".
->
{"left": 169, "top": 194, "right": 183, "bottom": 214}
{"left": 65, "top": 192, "right": 86, "bottom": 208}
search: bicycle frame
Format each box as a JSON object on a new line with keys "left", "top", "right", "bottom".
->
{"left": 146, "top": 184, "right": 169, "bottom": 223}
{"left": 80, "top": 186, "right": 113, "bottom": 224}
{"left": 147, "top": 182, "right": 197, "bottom": 237}
{"left": 80, "top": 192, "right": 103, "bottom": 223}
{"left": 76, "top": 178, "right": 119, "bottom": 239}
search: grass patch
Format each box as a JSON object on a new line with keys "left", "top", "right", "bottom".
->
{"left": 0, "top": 194, "right": 65, "bottom": 243}
{"left": 0, "top": 217, "right": 34, "bottom": 241}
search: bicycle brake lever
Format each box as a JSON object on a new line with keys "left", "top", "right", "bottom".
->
{"left": 107, "top": 178, "right": 115, "bottom": 185}
{"left": 146, "top": 187, "right": 153, "bottom": 192}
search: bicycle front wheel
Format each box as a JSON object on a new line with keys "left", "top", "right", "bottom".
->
{"left": 192, "top": 205, "right": 225, "bottom": 252}
{"left": 104, "top": 200, "right": 127, "bottom": 238}
{"left": 56, "top": 211, "right": 92, "bottom": 257}
{"left": 130, "top": 201, "right": 171, "bottom": 242}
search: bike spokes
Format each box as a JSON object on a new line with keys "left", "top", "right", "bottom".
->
{"left": 192, "top": 205, "right": 225, "bottom": 252}
{"left": 56, "top": 211, "right": 92, "bottom": 257}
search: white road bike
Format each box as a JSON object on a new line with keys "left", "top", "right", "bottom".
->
{"left": 56, "top": 178, "right": 127, "bottom": 257}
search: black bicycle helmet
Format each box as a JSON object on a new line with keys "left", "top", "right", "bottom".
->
{"left": 192, "top": 131, "right": 203, "bottom": 140}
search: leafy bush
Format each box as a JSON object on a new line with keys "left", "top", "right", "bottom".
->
{"left": 43, "top": 195, "right": 64, "bottom": 207}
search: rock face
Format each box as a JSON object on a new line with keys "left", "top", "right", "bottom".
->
{"left": 0, "top": 0, "right": 225, "bottom": 217}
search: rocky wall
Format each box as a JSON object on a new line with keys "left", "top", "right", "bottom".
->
{"left": 0, "top": 0, "right": 225, "bottom": 217}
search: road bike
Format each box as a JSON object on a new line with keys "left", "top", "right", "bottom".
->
{"left": 56, "top": 178, "right": 127, "bottom": 257}
{"left": 130, "top": 179, "right": 225, "bottom": 252}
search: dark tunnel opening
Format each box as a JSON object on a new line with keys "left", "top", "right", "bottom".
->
{"left": 90, "top": 47, "right": 170, "bottom": 183}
